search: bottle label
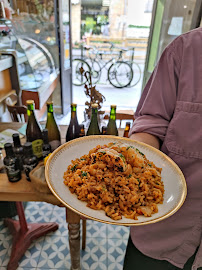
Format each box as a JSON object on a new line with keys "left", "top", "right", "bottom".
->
{"left": 23, "top": 162, "right": 38, "bottom": 180}
{"left": 5, "top": 164, "right": 21, "bottom": 182}
{"left": 49, "top": 140, "right": 61, "bottom": 151}
{"left": 32, "top": 139, "right": 43, "bottom": 158}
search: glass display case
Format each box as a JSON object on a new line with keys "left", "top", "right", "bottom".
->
{"left": 0, "top": 17, "right": 59, "bottom": 109}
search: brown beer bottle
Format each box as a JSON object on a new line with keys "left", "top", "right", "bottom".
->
{"left": 66, "top": 103, "right": 81, "bottom": 142}
{"left": 45, "top": 101, "right": 61, "bottom": 151}
{"left": 79, "top": 124, "right": 85, "bottom": 137}
{"left": 26, "top": 100, "right": 43, "bottom": 160}
{"left": 101, "top": 126, "right": 107, "bottom": 135}
{"left": 86, "top": 103, "right": 101, "bottom": 135}
{"left": 106, "top": 105, "right": 118, "bottom": 136}
{"left": 123, "top": 122, "right": 131, "bottom": 138}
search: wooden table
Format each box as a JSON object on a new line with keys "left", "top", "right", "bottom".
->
{"left": 0, "top": 122, "right": 124, "bottom": 270}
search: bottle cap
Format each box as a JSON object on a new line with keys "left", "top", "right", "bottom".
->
{"left": 42, "top": 129, "right": 49, "bottom": 142}
{"left": 12, "top": 133, "right": 20, "bottom": 139}
{"left": 111, "top": 105, "right": 117, "bottom": 108}
{"left": 24, "top": 142, "right": 32, "bottom": 149}
{"left": 71, "top": 103, "right": 77, "bottom": 107}
{"left": 4, "top": 143, "right": 14, "bottom": 156}
{"left": 92, "top": 103, "right": 98, "bottom": 108}
{"left": 46, "top": 101, "right": 53, "bottom": 105}
{"left": 126, "top": 122, "right": 131, "bottom": 125}
{"left": 12, "top": 133, "right": 21, "bottom": 146}
{"left": 23, "top": 142, "right": 34, "bottom": 156}
{"left": 26, "top": 100, "right": 34, "bottom": 105}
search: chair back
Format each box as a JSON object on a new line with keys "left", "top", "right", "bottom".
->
{"left": 104, "top": 109, "right": 135, "bottom": 128}
{"left": 5, "top": 96, "right": 27, "bottom": 123}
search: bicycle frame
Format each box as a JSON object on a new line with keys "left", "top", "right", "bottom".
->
{"left": 88, "top": 46, "right": 123, "bottom": 72}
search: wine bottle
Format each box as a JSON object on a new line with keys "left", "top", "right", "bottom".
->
{"left": 3, "top": 143, "right": 21, "bottom": 182}
{"left": 66, "top": 103, "right": 81, "bottom": 142}
{"left": 79, "top": 124, "right": 85, "bottom": 137}
{"left": 42, "top": 129, "right": 51, "bottom": 158}
{"left": 86, "top": 103, "right": 101, "bottom": 135}
{"left": 45, "top": 101, "right": 61, "bottom": 151}
{"left": 106, "top": 105, "right": 118, "bottom": 136}
{"left": 12, "top": 133, "right": 23, "bottom": 170}
{"left": 23, "top": 142, "right": 38, "bottom": 181}
{"left": 123, "top": 122, "right": 131, "bottom": 138}
{"left": 26, "top": 100, "right": 43, "bottom": 160}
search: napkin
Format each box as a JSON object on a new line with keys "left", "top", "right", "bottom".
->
{"left": 29, "top": 162, "right": 61, "bottom": 206}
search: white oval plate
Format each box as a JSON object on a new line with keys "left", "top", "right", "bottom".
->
{"left": 45, "top": 135, "right": 187, "bottom": 226}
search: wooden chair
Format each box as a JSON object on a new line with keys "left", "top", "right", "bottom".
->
{"left": 104, "top": 109, "right": 135, "bottom": 128}
{"left": 5, "top": 95, "right": 28, "bottom": 123}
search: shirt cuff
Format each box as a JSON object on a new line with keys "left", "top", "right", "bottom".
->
{"left": 129, "top": 115, "right": 169, "bottom": 142}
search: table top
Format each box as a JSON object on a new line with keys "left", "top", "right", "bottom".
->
{"left": 0, "top": 122, "right": 124, "bottom": 202}
{"left": 0, "top": 122, "right": 67, "bottom": 202}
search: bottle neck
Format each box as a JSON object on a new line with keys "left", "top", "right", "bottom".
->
{"left": 42, "top": 132, "right": 49, "bottom": 144}
{"left": 13, "top": 136, "right": 21, "bottom": 147}
{"left": 109, "top": 107, "right": 116, "bottom": 121}
{"left": 27, "top": 103, "right": 35, "bottom": 117}
{"left": 47, "top": 104, "right": 55, "bottom": 119}
{"left": 71, "top": 105, "right": 77, "bottom": 118}
{"left": 91, "top": 108, "right": 98, "bottom": 120}
{"left": 47, "top": 103, "right": 54, "bottom": 113}
{"left": 5, "top": 146, "right": 14, "bottom": 157}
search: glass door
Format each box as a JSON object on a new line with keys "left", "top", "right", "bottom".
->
{"left": 142, "top": 0, "right": 202, "bottom": 89}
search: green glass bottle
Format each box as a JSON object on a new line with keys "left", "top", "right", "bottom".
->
{"left": 26, "top": 100, "right": 43, "bottom": 160}
{"left": 45, "top": 101, "right": 61, "bottom": 151}
{"left": 86, "top": 103, "right": 101, "bottom": 135}
{"left": 66, "top": 103, "right": 81, "bottom": 142}
{"left": 106, "top": 105, "right": 118, "bottom": 136}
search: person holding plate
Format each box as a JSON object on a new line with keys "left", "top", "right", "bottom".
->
{"left": 123, "top": 27, "right": 202, "bottom": 270}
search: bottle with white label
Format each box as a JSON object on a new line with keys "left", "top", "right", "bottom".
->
{"left": 3, "top": 143, "right": 21, "bottom": 182}
{"left": 23, "top": 142, "right": 38, "bottom": 181}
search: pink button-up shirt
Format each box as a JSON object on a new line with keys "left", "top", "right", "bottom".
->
{"left": 130, "top": 27, "right": 202, "bottom": 269}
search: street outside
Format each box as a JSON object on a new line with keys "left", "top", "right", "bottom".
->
{"left": 71, "top": 48, "right": 145, "bottom": 125}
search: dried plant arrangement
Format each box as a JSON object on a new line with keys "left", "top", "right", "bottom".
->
{"left": 80, "top": 67, "right": 106, "bottom": 119}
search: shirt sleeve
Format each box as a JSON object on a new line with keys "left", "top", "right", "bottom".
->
{"left": 130, "top": 41, "right": 181, "bottom": 142}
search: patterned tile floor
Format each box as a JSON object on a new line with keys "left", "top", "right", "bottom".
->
{"left": 0, "top": 202, "right": 130, "bottom": 270}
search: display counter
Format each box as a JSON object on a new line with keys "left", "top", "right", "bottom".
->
{"left": 0, "top": 19, "right": 59, "bottom": 110}
{"left": 0, "top": 55, "right": 17, "bottom": 120}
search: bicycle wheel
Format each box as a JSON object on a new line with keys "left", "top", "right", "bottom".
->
{"left": 72, "top": 59, "right": 91, "bottom": 86}
{"left": 85, "top": 58, "right": 101, "bottom": 84}
{"left": 127, "top": 61, "right": 141, "bottom": 87}
{"left": 108, "top": 61, "right": 133, "bottom": 88}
